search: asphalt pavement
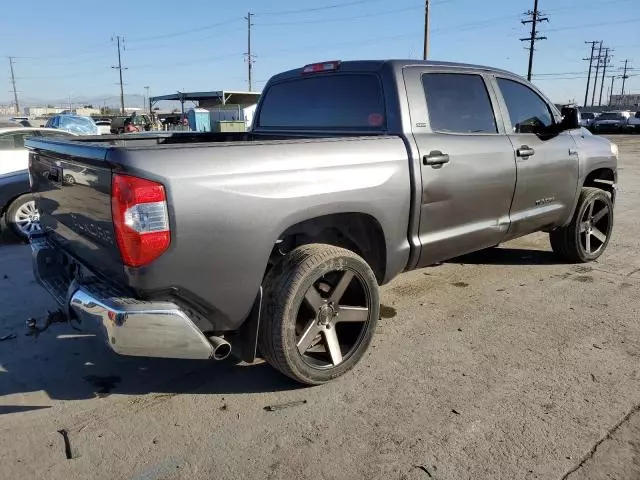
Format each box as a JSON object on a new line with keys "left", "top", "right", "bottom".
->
{"left": 1, "top": 135, "right": 639, "bottom": 480}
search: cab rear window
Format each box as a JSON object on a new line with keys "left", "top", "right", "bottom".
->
{"left": 257, "top": 74, "right": 386, "bottom": 130}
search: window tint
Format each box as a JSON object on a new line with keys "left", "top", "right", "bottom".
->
{"left": 497, "top": 78, "right": 554, "bottom": 133}
{"left": 0, "top": 133, "right": 16, "bottom": 150}
{"left": 634, "top": 111, "right": 640, "bottom": 119}
{"left": 422, "top": 73, "right": 497, "bottom": 134}
{"left": 258, "top": 74, "right": 386, "bottom": 130}
{"left": 0, "top": 132, "right": 28, "bottom": 150}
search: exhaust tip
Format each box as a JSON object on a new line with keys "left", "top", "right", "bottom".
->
{"left": 209, "top": 336, "right": 232, "bottom": 360}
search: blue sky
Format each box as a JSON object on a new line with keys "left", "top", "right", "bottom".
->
{"left": 1, "top": 0, "right": 639, "bottom": 107}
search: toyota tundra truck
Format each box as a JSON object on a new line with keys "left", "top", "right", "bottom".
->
{"left": 26, "top": 60, "right": 618, "bottom": 385}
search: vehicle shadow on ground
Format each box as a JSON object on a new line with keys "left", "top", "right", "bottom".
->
{"left": 0, "top": 328, "right": 302, "bottom": 407}
{"left": 448, "top": 247, "right": 560, "bottom": 266}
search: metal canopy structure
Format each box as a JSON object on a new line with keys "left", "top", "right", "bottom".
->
{"left": 149, "top": 90, "right": 261, "bottom": 114}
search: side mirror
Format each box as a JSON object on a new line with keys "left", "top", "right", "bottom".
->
{"left": 560, "top": 107, "right": 580, "bottom": 130}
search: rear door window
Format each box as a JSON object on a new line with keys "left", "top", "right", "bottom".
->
{"left": 258, "top": 74, "right": 386, "bottom": 130}
{"left": 422, "top": 73, "right": 497, "bottom": 133}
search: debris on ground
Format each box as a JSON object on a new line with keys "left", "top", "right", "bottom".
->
{"left": 451, "top": 409, "right": 461, "bottom": 415}
{"left": 219, "top": 404, "right": 228, "bottom": 411}
{"left": 591, "top": 373, "right": 598, "bottom": 382}
{"left": 57, "top": 429, "right": 74, "bottom": 459}
{"left": 592, "top": 344, "right": 602, "bottom": 350}
{"left": 2, "top": 274, "right": 8, "bottom": 279}
{"left": 0, "top": 333, "right": 17, "bottom": 342}
{"left": 264, "top": 400, "right": 308, "bottom": 412}
{"left": 26, "top": 310, "right": 67, "bottom": 337}
{"left": 413, "top": 465, "right": 433, "bottom": 477}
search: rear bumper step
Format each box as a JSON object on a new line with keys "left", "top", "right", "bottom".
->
{"left": 31, "top": 234, "right": 215, "bottom": 360}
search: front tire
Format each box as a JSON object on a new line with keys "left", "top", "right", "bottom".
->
{"left": 5, "top": 194, "right": 41, "bottom": 241}
{"left": 259, "top": 244, "right": 380, "bottom": 385}
{"left": 550, "top": 187, "right": 614, "bottom": 263}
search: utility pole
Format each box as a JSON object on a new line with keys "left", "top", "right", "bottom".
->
{"left": 520, "top": 0, "right": 548, "bottom": 81}
{"left": 112, "top": 36, "right": 126, "bottom": 114}
{"left": 608, "top": 75, "right": 617, "bottom": 106}
{"left": 144, "top": 86, "right": 150, "bottom": 114}
{"left": 423, "top": 0, "right": 430, "bottom": 60}
{"left": 8, "top": 57, "right": 19, "bottom": 115}
{"left": 245, "top": 12, "right": 254, "bottom": 91}
{"left": 620, "top": 59, "right": 630, "bottom": 97}
{"left": 591, "top": 41, "right": 603, "bottom": 106}
{"left": 583, "top": 41, "right": 599, "bottom": 108}
{"left": 598, "top": 48, "right": 612, "bottom": 106}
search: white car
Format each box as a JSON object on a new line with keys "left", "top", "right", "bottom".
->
{"left": 0, "top": 126, "right": 75, "bottom": 239}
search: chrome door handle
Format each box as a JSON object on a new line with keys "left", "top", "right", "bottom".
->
{"left": 423, "top": 150, "right": 450, "bottom": 167}
{"left": 517, "top": 145, "right": 535, "bottom": 158}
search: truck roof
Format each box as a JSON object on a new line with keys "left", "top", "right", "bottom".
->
{"left": 268, "top": 59, "right": 521, "bottom": 83}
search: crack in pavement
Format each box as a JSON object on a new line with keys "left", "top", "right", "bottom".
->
{"left": 560, "top": 402, "right": 640, "bottom": 480}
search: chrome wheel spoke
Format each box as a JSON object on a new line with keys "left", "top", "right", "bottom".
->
{"left": 336, "top": 306, "right": 368, "bottom": 323}
{"left": 579, "top": 222, "right": 588, "bottom": 233}
{"left": 304, "top": 286, "right": 324, "bottom": 311}
{"left": 592, "top": 227, "right": 607, "bottom": 243}
{"left": 592, "top": 206, "right": 608, "bottom": 223}
{"left": 323, "top": 327, "right": 343, "bottom": 366}
{"left": 329, "top": 271, "right": 354, "bottom": 303}
{"left": 585, "top": 232, "right": 592, "bottom": 253}
{"left": 297, "top": 319, "right": 322, "bottom": 354}
{"left": 586, "top": 201, "right": 595, "bottom": 219}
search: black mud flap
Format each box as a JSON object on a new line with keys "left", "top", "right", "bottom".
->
{"left": 232, "top": 287, "right": 262, "bottom": 363}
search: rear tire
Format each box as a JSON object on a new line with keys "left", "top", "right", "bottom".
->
{"left": 5, "top": 194, "right": 41, "bottom": 241}
{"left": 259, "top": 244, "right": 380, "bottom": 385}
{"left": 550, "top": 187, "right": 614, "bottom": 263}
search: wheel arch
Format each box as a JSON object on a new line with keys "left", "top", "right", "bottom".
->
{"left": 583, "top": 167, "right": 616, "bottom": 202}
{"left": 271, "top": 212, "right": 388, "bottom": 285}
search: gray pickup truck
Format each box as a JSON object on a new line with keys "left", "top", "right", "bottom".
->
{"left": 26, "top": 60, "right": 618, "bottom": 385}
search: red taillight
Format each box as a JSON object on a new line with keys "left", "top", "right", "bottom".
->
{"left": 302, "top": 60, "right": 341, "bottom": 74}
{"left": 111, "top": 174, "right": 170, "bottom": 268}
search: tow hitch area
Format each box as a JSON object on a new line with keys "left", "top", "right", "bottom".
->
{"left": 26, "top": 309, "right": 72, "bottom": 337}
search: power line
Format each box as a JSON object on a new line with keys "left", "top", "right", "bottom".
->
{"left": 255, "top": 5, "right": 420, "bottom": 26}
{"left": 520, "top": 0, "right": 549, "bottom": 81}
{"left": 127, "top": 18, "right": 242, "bottom": 43}
{"left": 255, "top": 0, "right": 385, "bottom": 16}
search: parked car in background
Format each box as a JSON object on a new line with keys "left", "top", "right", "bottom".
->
{"left": 94, "top": 118, "right": 112, "bottom": 135}
{"left": 45, "top": 114, "right": 99, "bottom": 135}
{"left": 591, "top": 111, "right": 630, "bottom": 133}
{"left": 627, "top": 111, "right": 640, "bottom": 133}
{"left": 110, "top": 114, "right": 152, "bottom": 134}
{"left": 0, "top": 126, "right": 75, "bottom": 239}
{"left": 579, "top": 111, "right": 598, "bottom": 128}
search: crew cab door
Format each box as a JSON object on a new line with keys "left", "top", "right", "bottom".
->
{"left": 492, "top": 76, "right": 579, "bottom": 239}
{"left": 403, "top": 67, "right": 517, "bottom": 267}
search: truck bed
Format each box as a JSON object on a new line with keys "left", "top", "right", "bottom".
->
{"left": 26, "top": 132, "right": 411, "bottom": 329}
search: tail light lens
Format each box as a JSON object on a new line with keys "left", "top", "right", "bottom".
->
{"left": 111, "top": 174, "right": 170, "bottom": 267}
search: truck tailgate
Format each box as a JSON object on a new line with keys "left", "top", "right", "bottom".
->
{"left": 27, "top": 138, "right": 124, "bottom": 280}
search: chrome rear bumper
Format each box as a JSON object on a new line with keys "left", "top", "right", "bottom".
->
{"left": 31, "top": 235, "right": 215, "bottom": 360}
